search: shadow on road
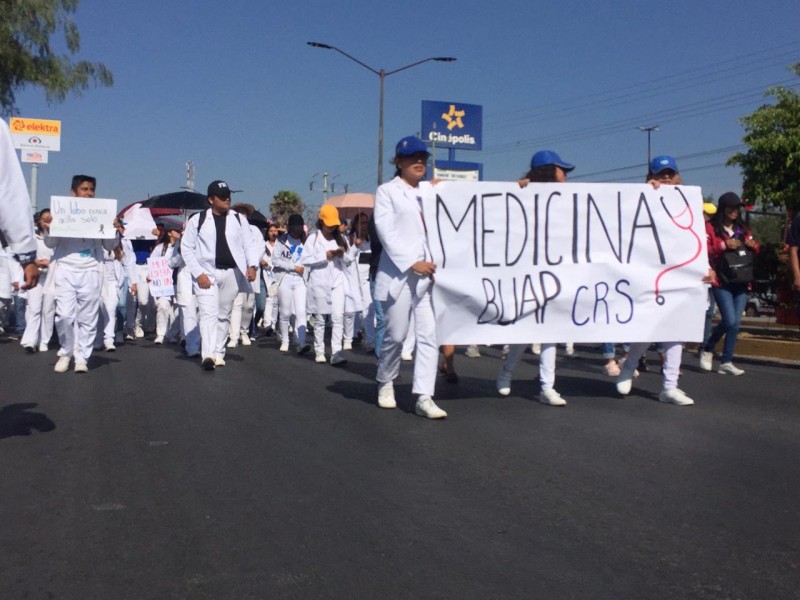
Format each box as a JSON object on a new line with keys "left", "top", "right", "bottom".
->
{"left": 0, "top": 403, "right": 56, "bottom": 439}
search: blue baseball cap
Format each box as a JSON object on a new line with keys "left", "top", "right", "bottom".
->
{"left": 530, "top": 150, "right": 575, "bottom": 172}
{"left": 395, "top": 136, "right": 430, "bottom": 157}
{"left": 649, "top": 155, "right": 678, "bottom": 175}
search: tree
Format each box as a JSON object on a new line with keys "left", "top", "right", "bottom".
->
{"left": 727, "top": 64, "right": 800, "bottom": 212}
{"left": 269, "top": 190, "right": 305, "bottom": 227}
{"left": 0, "top": 0, "right": 113, "bottom": 116}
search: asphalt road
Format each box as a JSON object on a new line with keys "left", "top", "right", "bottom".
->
{"left": 1, "top": 335, "right": 798, "bottom": 600}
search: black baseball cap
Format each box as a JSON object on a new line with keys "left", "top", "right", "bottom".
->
{"left": 207, "top": 180, "right": 232, "bottom": 198}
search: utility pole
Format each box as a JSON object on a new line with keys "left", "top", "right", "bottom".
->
{"left": 184, "top": 161, "right": 195, "bottom": 192}
{"left": 310, "top": 172, "right": 338, "bottom": 203}
{"left": 637, "top": 125, "right": 660, "bottom": 165}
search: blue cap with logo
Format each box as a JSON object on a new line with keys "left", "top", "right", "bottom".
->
{"left": 395, "top": 136, "right": 430, "bottom": 157}
{"left": 530, "top": 150, "right": 575, "bottom": 172}
{"left": 649, "top": 155, "right": 678, "bottom": 175}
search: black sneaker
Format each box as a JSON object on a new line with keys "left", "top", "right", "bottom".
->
{"left": 201, "top": 357, "right": 216, "bottom": 371}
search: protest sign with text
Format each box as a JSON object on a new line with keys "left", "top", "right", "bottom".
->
{"left": 147, "top": 256, "right": 175, "bottom": 298}
{"left": 49, "top": 196, "right": 117, "bottom": 239}
{"left": 423, "top": 182, "right": 708, "bottom": 345}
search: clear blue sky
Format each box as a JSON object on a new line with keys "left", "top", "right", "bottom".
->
{"left": 10, "top": 0, "right": 800, "bottom": 214}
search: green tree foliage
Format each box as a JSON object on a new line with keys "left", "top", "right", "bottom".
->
{"left": 727, "top": 64, "right": 800, "bottom": 212}
{"left": 0, "top": 0, "right": 113, "bottom": 116}
{"left": 269, "top": 190, "right": 305, "bottom": 227}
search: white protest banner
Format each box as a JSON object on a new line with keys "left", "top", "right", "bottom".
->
{"left": 423, "top": 182, "right": 709, "bottom": 345}
{"left": 147, "top": 256, "right": 174, "bottom": 298}
{"left": 49, "top": 196, "right": 117, "bottom": 239}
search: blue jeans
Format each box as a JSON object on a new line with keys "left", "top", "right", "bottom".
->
{"left": 370, "top": 279, "right": 386, "bottom": 358}
{"left": 705, "top": 285, "right": 748, "bottom": 363}
{"left": 702, "top": 288, "right": 716, "bottom": 347}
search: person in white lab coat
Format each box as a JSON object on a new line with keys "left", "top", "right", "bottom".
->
{"left": 0, "top": 119, "right": 38, "bottom": 290}
{"left": 373, "top": 136, "right": 446, "bottom": 419}
{"left": 180, "top": 180, "right": 261, "bottom": 370}
{"left": 302, "top": 205, "right": 355, "bottom": 365}
{"left": 20, "top": 210, "right": 56, "bottom": 352}
{"left": 273, "top": 214, "right": 310, "bottom": 354}
{"left": 95, "top": 217, "right": 137, "bottom": 352}
{"left": 44, "top": 175, "right": 119, "bottom": 373}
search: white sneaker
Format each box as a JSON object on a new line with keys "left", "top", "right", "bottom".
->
{"left": 226, "top": 338, "right": 237, "bottom": 348}
{"left": 415, "top": 395, "right": 447, "bottom": 419}
{"left": 699, "top": 351, "right": 713, "bottom": 372}
{"left": 659, "top": 388, "right": 695, "bottom": 406}
{"left": 74, "top": 361, "right": 88, "bottom": 373}
{"left": 496, "top": 367, "right": 513, "bottom": 396}
{"left": 54, "top": 356, "right": 71, "bottom": 373}
{"left": 531, "top": 343, "right": 541, "bottom": 355}
{"left": 240, "top": 334, "right": 251, "bottom": 346}
{"left": 539, "top": 388, "right": 566, "bottom": 406}
{"left": 38, "top": 344, "right": 49, "bottom": 352}
{"left": 718, "top": 362, "right": 744, "bottom": 376}
{"left": 343, "top": 341, "right": 352, "bottom": 351}
{"left": 377, "top": 382, "right": 396, "bottom": 409}
{"left": 105, "top": 342, "right": 116, "bottom": 352}
{"left": 279, "top": 342, "right": 289, "bottom": 352}
{"left": 464, "top": 344, "right": 481, "bottom": 358}
{"left": 401, "top": 352, "right": 413, "bottom": 361}
{"left": 154, "top": 336, "right": 164, "bottom": 345}
{"left": 135, "top": 326, "right": 144, "bottom": 339}
{"left": 330, "top": 351, "right": 347, "bottom": 366}
{"left": 214, "top": 357, "right": 226, "bottom": 367}
{"left": 315, "top": 353, "right": 326, "bottom": 363}
{"left": 616, "top": 371, "right": 634, "bottom": 395}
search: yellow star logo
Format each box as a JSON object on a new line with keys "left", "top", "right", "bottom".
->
{"left": 441, "top": 104, "right": 465, "bottom": 131}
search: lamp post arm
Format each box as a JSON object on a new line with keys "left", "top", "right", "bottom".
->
{"left": 327, "top": 46, "right": 381, "bottom": 77}
{"left": 384, "top": 57, "right": 440, "bottom": 77}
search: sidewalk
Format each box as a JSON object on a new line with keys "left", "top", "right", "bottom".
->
{"left": 689, "top": 316, "right": 800, "bottom": 365}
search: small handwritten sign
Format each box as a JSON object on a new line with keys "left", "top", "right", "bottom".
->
{"left": 147, "top": 256, "right": 174, "bottom": 298}
{"left": 49, "top": 196, "right": 117, "bottom": 239}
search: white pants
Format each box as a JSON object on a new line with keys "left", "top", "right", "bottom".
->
{"left": 54, "top": 267, "right": 101, "bottom": 362}
{"left": 343, "top": 311, "right": 356, "bottom": 344}
{"left": 155, "top": 296, "right": 180, "bottom": 340}
{"left": 402, "top": 314, "right": 416, "bottom": 356}
{"left": 96, "top": 279, "right": 121, "bottom": 346}
{"left": 194, "top": 268, "right": 239, "bottom": 361}
{"left": 176, "top": 292, "right": 200, "bottom": 355}
{"left": 623, "top": 342, "right": 683, "bottom": 390}
{"left": 312, "top": 285, "right": 344, "bottom": 357}
{"left": 278, "top": 275, "right": 306, "bottom": 345}
{"left": 376, "top": 277, "right": 437, "bottom": 397}
{"left": 355, "top": 275, "right": 376, "bottom": 344}
{"left": 263, "top": 292, "right": 279, "bottom": 328}
{"left": 20, "top": 272, "right": 55, "bottom": 347}
{"left": 501, "top": 343, "right": 557, "bottom": 392}
{"left": 229, "top": 292, "right": 255, "bottom": 340}
{"left": 126, "top": 263, "right": 153, "bottom": 334}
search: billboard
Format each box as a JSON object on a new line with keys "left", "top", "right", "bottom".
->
{"left": 9, "top": 117, "right": 61, "bottom": 152}
{"left": 421, "top": 101, "right": 482, "bottom": 151}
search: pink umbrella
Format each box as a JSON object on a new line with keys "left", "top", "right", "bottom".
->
{"left": 324, "top": 193, "right": 375, "bottom": 222}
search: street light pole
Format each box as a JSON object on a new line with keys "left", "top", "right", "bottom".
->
{"left": 307, "top": 42, "right": 456, "bottom": 186}
{"left": 637, "top": 125, "right": 660, "bottom": 166}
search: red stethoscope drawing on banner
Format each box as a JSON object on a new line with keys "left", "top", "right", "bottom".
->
{"left": 653, "top": 187, "right": 703, "bottom": 305}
